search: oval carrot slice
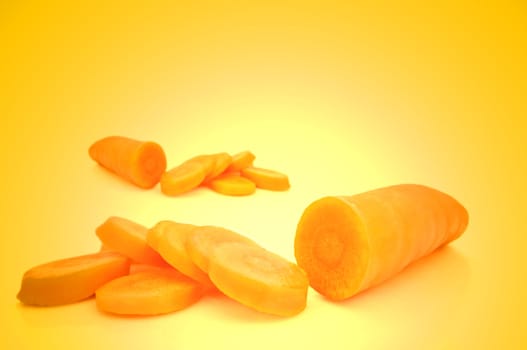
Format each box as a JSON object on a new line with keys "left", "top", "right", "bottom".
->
{"left": 208, "top": 173, "right": 256, "bottom": 196}
{"left": 203, "top": 152, "right": 233, "bottom": 183}
{"left": 225, "top": 151, "right": 256, "bottom": 172}
{"left": 95, "top": 266, "right": 205, "bottom": 316}
{"left": 241, "top": 167, "right": 290, "bottom": 191}
{"left": 160, "top": 161, "right": 207, "bottom": 196}
{"left": 148, "top": 221, "right": 214, "bottom": 288}
{"left": 186, "top": 226, "right": 258, "bottom": 273}
{"left": 95, "top": 216, "right": 169, "bottom": 267}
{"left": 17, "top": 251, "right": 130, "bottom": 306}
{"left": 294, "top": 184, "right": 469, "bottom": 301}
{"left": 89, "top": 136, "right": 167, "bottom": 189}
{"left": 208, "top": 242, "right": 309, "bottom": 317}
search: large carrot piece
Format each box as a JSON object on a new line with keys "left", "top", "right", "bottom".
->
{"left": 294, "top": 184, "right": 469, "bottom": 301}
{"left": 89, "top": 136, "right": 167, "bottom": 189}
{"left": 96, "top": 216, "right": 169, "bottom": 267}
{"left": 96, "top": 265, "right": 205, "bottom": 315}
{"left": 17, "top": 251, "right": 130, "bottom": 306}
{"left": 208, "top": 242, "right": 309, "bottom": 317}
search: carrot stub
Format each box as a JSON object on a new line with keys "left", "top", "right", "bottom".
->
{"left": 17, "top": 251, "right": 130, "bottom": 306}
{"left": 208, "top": 242, "right": 309, "bottom": 317}
{"left": 89, "top": 136, "right": 167, "bottom": 189}
{"left": 241, "top": 167, "right": 290, "bottom": 191}
{"left": 294, "top": 184, "right": 469, "bottom": 301}
{"left": 96, "top": 266, "right": 205, "bottom": 315}
{"left": 208, "top": 173, "right": 256, "bottom": 196}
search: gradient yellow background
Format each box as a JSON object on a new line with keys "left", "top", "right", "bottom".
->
{"left": 1, "top": 0, "right": 526, "bottom": 349}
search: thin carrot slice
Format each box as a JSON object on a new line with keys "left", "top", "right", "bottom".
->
{"left": 208, "top": 173, "right": 256, "bottom": 196}
{"left": 203, "top": 152, "right": 233, "bottom": 183}
{"left": 241, "top": 166, "right": 290, "bottom": 191}
{"left": 160, "top": 161, "right": 206, "bottom": 196}
{"left": 148, "top": 221, "right": 214, "bottom": 288}
{"left": 208, "top": 242, "right": 309, "bottom": 317}
{"left": 95, "top": 266, "right": 205, "bottom": 315}
{"left": 89, "top": 136, "right": 167, "bottom": 189}
{"left": 95, "top": 216, "right": 169, "bottom": 267}
{"left": 225, "top": 151, "right": 256, "bottom": 172}
{"left": 17, "top": 251, "right": 130, "bottom": 306}
{"left": 294, "top": 184, "right": 469, "bottom": 301}
{"left": 186, "top": 226, "right": 257, "bottom": 273}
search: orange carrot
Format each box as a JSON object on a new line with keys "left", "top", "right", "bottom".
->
{"left": 203, "top": 152, "right": 233, "bottom": 182}
{"left": 160, "top": 161, "right": 207, "bottom": 196}
{"left": 241, "top": 167, "right": 290, "bottom": 191}
{"left": 294, "top": 184, "right": 469, "bottom": 301}
{"left": 95, "top": 216, "right": 169, "bottom": 267}
{"left": 148, "top": 221, "right": 214, "bottom": 288}
{"left": 96, "top": 265, "right": 205, "bottom": 315}
{"left": 208, "top": 173, "right": 256, "bottom": 196}
{"left": 186, "top": 226, "right": 257, "bottom": 273}
{"left": 17, "top": 251, "right": 130, "bottom": 306}
{"left": 89, "top": 136, "right": 167, "bottom": 189}
{"left": 225, "top": 151, "right": 255, "bottom": 172}
{"left": 208, "top": 242, "right": 309, "bottom": 317}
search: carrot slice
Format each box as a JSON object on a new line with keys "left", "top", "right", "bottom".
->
{"left": 89, "top": 136, "right": 167, "bottom": 189}
{"left": 160, "top": 161, "right": 207, "bottom": 196}
{"left": 95, "top": 266, "right": 205, "bottom": 315}
{"left": 148, "top": 221, "right": 214, "bottom": 288}
{"left": 208, "top": 242, "right": 309, "bottom": 317}
{"left": 186, "top": 226, "right": 257, "bottom": 273}
{"left": 294, "top": 184, "right": 469, "bottom": 301}
{"left": 241, "top": 167, "right": 290, "bottom": 191}
{"left": 95, "top": 216, "right": 169, "bottom": 267}
{"left": 225, "top": 151, "right": 255, "bottom": 172}
{"left": 208, "top": 173, "right": 256, "bottom": 196}
{"left": 203, "top": 152, "right": 233, "bottom": 183}
{"left": 17, "top": 251, "right": 130, "bottom": 306}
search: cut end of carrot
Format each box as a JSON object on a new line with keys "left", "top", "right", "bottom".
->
{"left": 294, "top": 196, "right": 370, "bottom": 301}
{"left": 131, "top": 141, "right": 167, "bottom": 189}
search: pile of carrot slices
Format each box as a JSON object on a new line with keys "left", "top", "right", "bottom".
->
{"left": 88, "top": 136, "right": 290, "bottom": 196}
{"left": 17, "top": 216, "right": 308, "bottom": 317}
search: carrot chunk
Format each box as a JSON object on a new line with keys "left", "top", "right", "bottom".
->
{"left": 17, "top": 251, "right": 130, "bottom": 306}
{"left": 226, "top": 151, "right": 256, "bottom": 172}
{"left": 89, "top": 136, "right": 167, "bottom": 189}
{"left": 148, "top": 221, "right": 214, "bottom": 287}
{"left": 208, "top": 242, "right": 309, "bottom": 317}
{"left": 95, "top": 216, "right": 169, "bottom": 267}
{"left": 95, "top": 266, "right": 205, "bottom": 315}
{"left": 208, "top": 173, "right": 256, "bottom": 196}
{"left": 294, "top": 184, "right": 469, "bottom": 300}
{"left": 241, "top": 167, "right": 290, "bottom": 191}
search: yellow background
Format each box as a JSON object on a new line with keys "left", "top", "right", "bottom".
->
{"left": 1, "top": 0, "right": 526, "bottom": 348}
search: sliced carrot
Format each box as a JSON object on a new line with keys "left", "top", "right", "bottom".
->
{"left": 95, "top": 216, "right": 169, "bottom": 267}
{"left": 294, "top": 184, "right": 469, "bottom": 301}
{"left": 208, "top": 173, "right": 256, "bottom": 196}
{"left": 208, "top": 242, "right": 309, "bottom": 317}
{"left": 95, "top": 266, "right": 205, "bottom": 315}
{"left": 241, "top": 166, "right": 290, "bottom": 191}
{"left": 160, "top": 161, "right": 207, "bottom": 196}
{"left": 225, "top": 151, "right": 255, "bottom": 172}
{"left": 186, "top": 226, "right": 257, "bottom": 273}
{"left": 89, "top": 136, "right": 167, "bottom": 189}
{"left": 203, "top": 152, "right": 233, "bottom": 183}
{"left": 17, "top": 251, "right": 130, "bottom": 306}
{"left": 148, "top": 221, "right": 214, "bottom": 288}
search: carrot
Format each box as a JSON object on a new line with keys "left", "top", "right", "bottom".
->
{"left": 147, "top": 221, "right": 214, "bottom": 288}
{"left": 208, "top": 173, "right": 256, "bottom": 196}
{"left": 203, "top": 152, "right": 233, "bottom": 183}
{"left": 186, "top": 226, "right": 257, "bottom": 273}
{"left": 294, "top": 184, "right": 469, "bottom": 301}
{"left": 208, "top": 242, "right": 309, "bottom": 317}
{"left": 95, "top": 216, "right": 169, "bottom": 267}
{"left": 160, "top": 161, "right": 207, "bottom": 196}
{"left": 96, "top": 265, "right": 205, "bottom": 315}
{"left": 241, "top": 167, "right": 290, "bottom": 191}
{"left": 225, "top": 151, "right": 255, "bottom": 172}
{"left": 17, "top": 251, "right": 130, "bottom": 306}
{"left": 89, "top": 136, "right": 167, "bottom": 189}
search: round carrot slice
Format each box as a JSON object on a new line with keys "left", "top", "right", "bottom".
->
{"left": 240, "top": 167, "right": 290, "bottom": 191}
{"left": 208, "top": 173, "right": 256, "bottom": 196}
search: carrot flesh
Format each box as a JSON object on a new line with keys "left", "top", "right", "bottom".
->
{"left": 226, "top": 151, "right": 256, "bottom": 172}
{"left": 160, "top": 161, "right": 206, "bottom": 196}
{"left": 241, "top": 167, "right": 290, "bottom": 191}
{"left": 89, "top": 136, "right": 167, "bottom": 189}
{"left": 17, "top": 251, "right": 130, "bottom": 306}
{"left": 208, "top": 242, "right": 309, "bottom": 317}
{"left": 148, "top": 221, "right": 214, "bottom": 288}
{"left": 95, "top": 216, "right": 169, "bottom": 267}
{"left": 208, "top": 173, "right": 256, "bottom": 196}
{"left": 203, "top": 152, "right": 233, "bottom": 183}
{"left": 95, "top": 266, "right": 205, "bottom": 315}
{"left": 294, "top": 184, "right": 469, "bottom": 301}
